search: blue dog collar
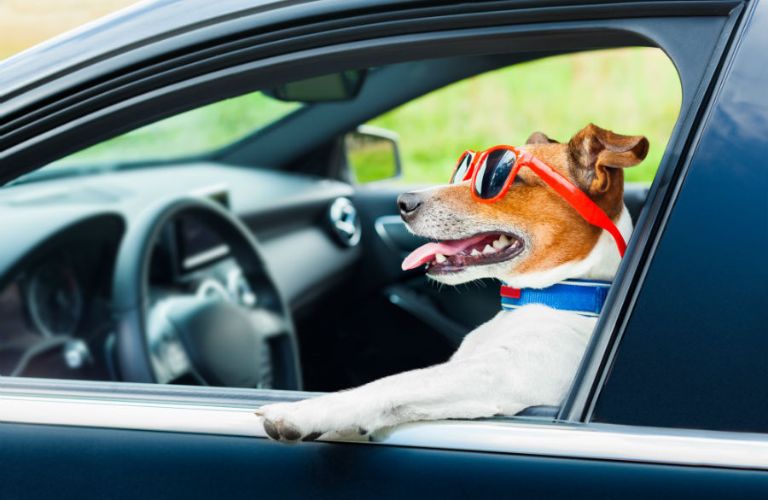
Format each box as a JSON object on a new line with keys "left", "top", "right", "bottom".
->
{"left": 500, "top": 279, "right": 611, "bottom": 317}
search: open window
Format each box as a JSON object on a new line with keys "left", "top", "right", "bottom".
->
{"left": 0, "top": 47, "right": 680, "bottom": 396}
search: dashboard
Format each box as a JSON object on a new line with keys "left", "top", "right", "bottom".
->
{"left": 0, "top": 215, "right": 122, "bottom": 379}
{"left": 0, "top": 163, "right": 360, "bottom": 380}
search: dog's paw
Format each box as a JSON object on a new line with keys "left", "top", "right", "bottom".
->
{"left": 255, "top": 398, "right": 370, "bottom": 443}
{"left": 255, "top": 402, "right": 323, "bottom": 443}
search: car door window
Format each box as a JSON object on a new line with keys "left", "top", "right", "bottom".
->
{"left": 15, "top": 95, "right": 301, "bottom": 184}
{"left": 360, "top": 47, "right": 680, "bottom": 186}
{"left": 0, "top": 46, "right": 681, "bottom": 406}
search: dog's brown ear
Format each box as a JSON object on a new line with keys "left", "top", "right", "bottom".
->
{"left": 568, "top": 123, "right": 648, "bottom": 194}
{"left": 526, "top": 131, "right": 559, "bottom": 144}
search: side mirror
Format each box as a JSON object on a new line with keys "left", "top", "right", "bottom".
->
{"left": 344, "top": 125, "right": 402, "bottom": 184}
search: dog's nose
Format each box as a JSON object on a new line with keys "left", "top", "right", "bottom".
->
{"left": 397, "top": 192, "right": 423, "bottom": 220}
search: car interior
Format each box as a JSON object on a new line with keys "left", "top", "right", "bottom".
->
{"left": 0, "top": 48, "right": 670, "bottom": 413}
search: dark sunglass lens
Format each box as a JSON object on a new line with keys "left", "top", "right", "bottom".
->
{"left": 450, "top": 152, "right": 473, "bottom": 184}
{"left": 477, "top": 149, "right": 516, "bottom": 198}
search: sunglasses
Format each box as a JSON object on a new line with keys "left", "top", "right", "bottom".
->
{"left": 450, "top": 145, "right": 627, "bottom": 257}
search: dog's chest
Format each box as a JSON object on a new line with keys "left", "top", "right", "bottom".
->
{"left": 452, "top": 304, "right": 597, "bottom": 362}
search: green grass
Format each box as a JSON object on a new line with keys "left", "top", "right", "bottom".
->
{"left": 50, "top": 47, "right": 681, "bottom": 186}
{"left": 368, "top": 47, "right": 681, "bottom": 184}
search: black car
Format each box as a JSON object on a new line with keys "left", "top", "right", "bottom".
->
{"left": 0, "top": 0, "right": 766, "bottom": 498}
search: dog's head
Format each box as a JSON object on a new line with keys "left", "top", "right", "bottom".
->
{"left": 399, "top": 124, "right": 648, "bottom": 287}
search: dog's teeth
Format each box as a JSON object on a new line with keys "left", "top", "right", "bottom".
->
{"left": 435, "top": 253, "right": 447, "bottom": 263}
{"left": 492, "top": 238, "right": 507, "bottom": 250}
{"left": 499, "top": 235, "right": 511, "bottom": 246}
{"left": 483, "top": 244, "right": 496, "bottom": 255}
{"left": 471, "top": 249, "right": 482, "bottom": 257}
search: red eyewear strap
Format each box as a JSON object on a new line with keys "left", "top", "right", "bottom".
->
{"left": 452, "top": 146, "right": 627, "bottom": 257}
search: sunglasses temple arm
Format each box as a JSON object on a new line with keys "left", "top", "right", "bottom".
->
{"left": 585, "top": 206, "right": 627, "bottom": 257}
{"left": 529, "top": 160, "right": 627, "bottom": 257}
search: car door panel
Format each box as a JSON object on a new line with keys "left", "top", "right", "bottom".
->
{"left": 2, "top": 422, "right": 768, "bottom": 500}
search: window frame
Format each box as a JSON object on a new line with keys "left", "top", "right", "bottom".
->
{"left": 0, "top": 0, "right": 750, "bottom": 455}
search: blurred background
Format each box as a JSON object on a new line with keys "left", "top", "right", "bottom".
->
{"left": 2, "top": 0, "right": 681, "bottom": 184}
{"left": 0, "top": 0, "right": 136, "bottom": 59}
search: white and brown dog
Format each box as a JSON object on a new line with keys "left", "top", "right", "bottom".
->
{"left": 256, "top": 123, "right": 648, "bottom": 442}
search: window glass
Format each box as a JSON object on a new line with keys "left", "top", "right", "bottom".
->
{"left": 68, "top": 93, "right": 300, "bottom": 164}
{"left": 366, "top": 48, "right": 680, "bottom": 184}
{"left": 16, "top": 92, "right": 300, "bottom": 183}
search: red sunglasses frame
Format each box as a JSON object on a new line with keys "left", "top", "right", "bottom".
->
{"left": 450, "top": 145, "right": 627, "bottom": 257}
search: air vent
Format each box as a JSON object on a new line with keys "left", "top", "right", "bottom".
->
{"left": 327, "top": 197, "right": 361, "bottom": 247}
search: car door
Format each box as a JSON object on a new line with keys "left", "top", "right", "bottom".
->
{"left": 2, "top": 1, "right": 767, "bottom": 498}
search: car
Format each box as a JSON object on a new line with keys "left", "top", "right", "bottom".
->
{"left": 0, "top": 0, "right": 767, "bottom": 498}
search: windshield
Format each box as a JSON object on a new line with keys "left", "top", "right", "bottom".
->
{"left": 15, "top": 90, "right": 302, "bottom": 184}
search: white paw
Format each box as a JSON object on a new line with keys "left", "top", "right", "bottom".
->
{"left": 255, "top": 401, "right": 316, "bottom": 442}
{"left": 255, "top": 399, "right": 367, "bottom": 443}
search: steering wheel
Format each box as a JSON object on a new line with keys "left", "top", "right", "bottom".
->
{"left": 111, "top": 197, "right": 301, "bottom": 390}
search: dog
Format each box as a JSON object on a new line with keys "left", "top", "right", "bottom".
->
{"left": 256, "top": 123, "right": 648, "bottom": 442}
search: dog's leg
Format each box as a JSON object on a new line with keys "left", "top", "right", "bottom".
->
{"left": 256, "top": 349, "right": 523, "bottom": 442}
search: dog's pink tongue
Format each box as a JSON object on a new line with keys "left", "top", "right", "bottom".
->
{"left": 401, "top": 235, "right": 487, "bottom": 271}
